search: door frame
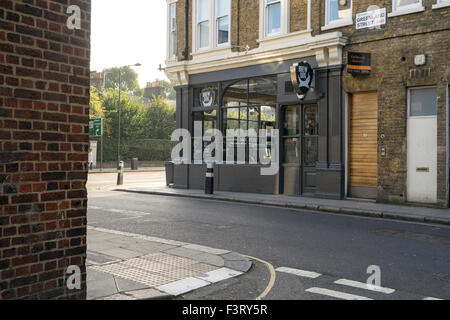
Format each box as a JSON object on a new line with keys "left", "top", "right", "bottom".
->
{"left": 280, "top": 103, "right": 318, "bottom": 196}
{"left": 347, "top": 91, "right": 379, "bottom": 199}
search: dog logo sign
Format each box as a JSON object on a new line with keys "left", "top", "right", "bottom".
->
{"left": 200, "top": 87, "right": 215, "bottom": 108}
{"left": 290, "top": 61, "right": 313, "bottom": 100}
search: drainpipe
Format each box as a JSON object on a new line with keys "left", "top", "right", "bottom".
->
{"left": 182, "top": 0, "right": 189, "bottom": 60}
{"left": 237, "top": 0, "right": 240, "bottom": 47}
{"left": 307, "top": 0, "right": 311, "bottom": 31}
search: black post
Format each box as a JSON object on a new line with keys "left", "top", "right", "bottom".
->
{"left": 205, "top": 162, "right": 214, "bottom": 194}
{"left": 117, "top": 161, "right": 124, "bottom": 185}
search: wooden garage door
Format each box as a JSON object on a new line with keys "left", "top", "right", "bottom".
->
{"left": 349, "top": 92, "right": 378, "bottom": 198}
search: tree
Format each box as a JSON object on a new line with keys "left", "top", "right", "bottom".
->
{"left": 99, "top": 89, "right": 176, "bottom": 161}
{"left": 89, "top": 86, "right": 104, "bottom": 119}
{"left": 145, "top": 96, "right": 176, "bottom": 140}
{"left": 161, "top": 80, "right": 176, "bottom": 100}
{"left": 103, "top": 66, "right": 140, "bottom": 93}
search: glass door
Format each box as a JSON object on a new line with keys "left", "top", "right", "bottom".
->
{"left": 302, "top": 105, "right": 319, "bottom": 195}
{"left": 281, "top": 105, "right": 301, "bottom": 195}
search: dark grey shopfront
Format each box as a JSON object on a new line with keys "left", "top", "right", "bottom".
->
{"left": 168, "top": 56, "right": 346, "bottom": 200}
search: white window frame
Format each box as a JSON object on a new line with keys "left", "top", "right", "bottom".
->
{"left": 433, "top": 0, "right": 450, "bottom": 9}
{"left": 196, "top": 0, "right": 210, "bottom": 50}
{"left": 407, "top": 86, "right": 438, "bottom": 119}
{"left": 167, "top": 0, "right": 177, "bottom": 59}
{"left": 323, "top": 0, "right": 353, "bottom": 30}
{"left": 259, "top": 0, "right": 290, "bottom": 40}
{"left": 215, "top": 0, "right": 231, "bottom": 47}
{"left": 389, "top": 0, "right": 424, "bottom": 17}
{"left": 192, "top": 0, "right": 232, "bottom": 53}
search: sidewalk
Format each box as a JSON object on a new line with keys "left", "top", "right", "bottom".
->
{"left": 87, "top": 227, "right": 252, "bottom": 300}
{"left": 115, "top": 186, "right": 450, "bottom": 226}
{"left": 89, "top": 167, "right": 165, "bottom": 174}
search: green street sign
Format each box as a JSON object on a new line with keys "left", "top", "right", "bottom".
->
{"left": 89, "top": 118, "right": 103, "bottom": 137}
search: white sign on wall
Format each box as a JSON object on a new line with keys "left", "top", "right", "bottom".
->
{"left": 356, "top": 8, "right": 386, "bottom": 30}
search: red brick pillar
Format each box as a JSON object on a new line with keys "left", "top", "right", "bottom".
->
{"left": 0, "top": 0, "right": 91, "bottom": 299}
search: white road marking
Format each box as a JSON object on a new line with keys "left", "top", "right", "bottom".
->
{"left": 334, "top": 279, "right": 395, "bottom": 294}
{"left": 276, "top": 267, "right": 322, "bottom": 279}
{"left": 423, "top": 297, "right": 443, "bottom": 300}
{"left": 306, "top": 287, "right": 373, "bottom": 300}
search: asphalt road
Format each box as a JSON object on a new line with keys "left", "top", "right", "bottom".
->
{"left": 87, "top": 173, "right": 450, "bottom": 300}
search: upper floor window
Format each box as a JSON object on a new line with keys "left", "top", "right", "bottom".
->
{"left": 433, "top": 0, "right": 450, "bottom": 8}
{"left": 392, "top": 0, "right": 423, "bottom": 12}
{"left": 265, "top": 0, "right": 281, "bottom": 36}
{"left": 168, "top": 2, "right": 177, "bottom": 58}
{"left": 326, "top": 0, "right": 352, "bottom": 25}
{"left": 194, "top": 0, "right": 231, "bottom": 51}
{"left": 259, "top": 0, "right": 289, "bottom": 39}
{"left": 197, "top": 0, "right": 210, "bottom": 49}
{"left": 217, "top": 0, "right": 230, "bottom": 45}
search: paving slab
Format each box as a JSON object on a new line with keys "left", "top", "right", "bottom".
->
{"left": 164, "top": 247, "right": 205, "bottom": 259}
{"left": 224, "top": 260, "right": 253, "bottom": 273}
{"left": 156, "top": 277, "right": 211, "bottom": 296}
{"left": 193, "top": 252, "right": 225, "bottom": 267}
{"left": 97, "top": 247, "right": 142, "bottom": 260}
{"left": 86, "top": 251, "right": 121, "bottom": 266}
{"left": 195, "top": 268, "right": 243, "bottom": 284}
{"left": 182, "top": 244, "right": 231, "bottom": 255}
{"left": 222, "top": 252, "right": 251, "bottom": 262}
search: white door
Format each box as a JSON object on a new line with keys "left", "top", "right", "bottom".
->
{"left": 407, "top": 88, "right": 438, "bottom": 203}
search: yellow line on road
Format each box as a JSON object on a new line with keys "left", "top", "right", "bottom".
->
{"left": 245, "top": 255, "right": 276, "bottom": 301}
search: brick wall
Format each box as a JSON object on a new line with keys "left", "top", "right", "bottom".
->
{"left": 0, "top": 0, "right": 91, "bottom": 299}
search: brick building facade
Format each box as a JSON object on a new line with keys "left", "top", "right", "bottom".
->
{"left": 165, "top": 0, "right": 449, "bottom": 207}
{"left": 1, "top": 0, "right": 91, "bottom": 299}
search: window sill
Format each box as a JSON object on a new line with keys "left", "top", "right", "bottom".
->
{"left": 192, "top": 45, "right": 232, "bottom": 57}
{"left": 321, "top": 19, "right": 353, "bottom": 31}
{"left": 257, "top": 29, "right": 312, "bottom": 44}
{"left": 388, "top": 6, "right": 425, "bottom": 18}
{"left": 432, "top": 2, "right": 450, "bottom": 9}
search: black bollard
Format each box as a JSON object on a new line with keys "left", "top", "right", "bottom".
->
{"left": 205, "top": 162, "right": 214, "bottom": 194}
{"left": 117, "top": 161, "right": 124, "bottom": 185}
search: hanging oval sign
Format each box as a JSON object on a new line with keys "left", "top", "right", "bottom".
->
{"left": 290, "top": 61, "right": 313, "bottom": 100}
{"left": 200, "top": 87, "right": 216, "bottom": 107}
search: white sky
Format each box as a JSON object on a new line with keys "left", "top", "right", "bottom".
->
{"left": 90, "top": 0, "right": 168, "bottom": 87}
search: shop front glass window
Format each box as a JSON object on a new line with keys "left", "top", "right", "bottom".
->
{"left": 303, "top": 105, "right": 319, "bottom": 167}
{"left": 192, "top": 110, "right": 217, "bottom": 161}
{"left": 284, "top": 106, "right": 300, "bottom": 136}
{"left": 222, "top": 77, "right": 277, "bottom": 164}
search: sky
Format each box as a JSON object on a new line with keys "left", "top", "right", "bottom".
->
{"left": 90, "top": 0, "right": 168, "bottom": 88}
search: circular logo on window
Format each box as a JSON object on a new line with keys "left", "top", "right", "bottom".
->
{"left": 200, "top": 87, "right": 215, "bottom": 107}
